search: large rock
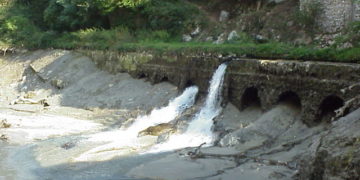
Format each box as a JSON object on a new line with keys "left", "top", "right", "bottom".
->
{"left": 227, "top": 30, "right": 239, "bottom": 41}
{"left": 219, "top": 10, "right": 230, "bottom": 22}
{"left": 298, "top": 108, "right": 360, "bottom": 179}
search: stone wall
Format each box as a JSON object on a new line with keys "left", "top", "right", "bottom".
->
{"left": 78, "top": 49, "right": 360, "bottom": 126}
{"left": 300, "top": 0, "right": 360, "bottom": 33}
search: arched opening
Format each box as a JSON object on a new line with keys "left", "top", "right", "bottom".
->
{"left": 138, "top": 73, "right": 146, "bottom": 79}
{"left": 317, "top": 95, "right": 345, "bottom": 123}
{"left": 185, "top": 80, "right": 194, "bottom": 87}
{"left": 160, "top": 76, "right": 169, "bottom": 82}
{"left": 241, "top": 87, "right": 261, "bottom": 109}
{"left": 277, "top": 91, "right": 301, "bottom": 109}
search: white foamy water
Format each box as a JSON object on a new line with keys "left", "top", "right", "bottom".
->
{"left": 126, "top": 86, "right": 199, "bottom": 134}
{"left": 75, "top": 86, "right": 199, "bottom": 161}
{"left": 0, "top": 113, "right": 102, "bottom": 145}
{"left": 149, "top": 63, "right": 228, "bottom": 152}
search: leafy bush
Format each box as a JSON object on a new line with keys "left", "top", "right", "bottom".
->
{"left": 140, "top": 0, "right": 200, "bottom": 35}
{"left": 15, "top": 0, "right": 50, "bottom": 29}
{"left": 93, "top": 0, "right": 149, "bottom": 14}
{"left": 44, "top": 0, "right": 107, "bottom": 31}
{"left": 0, "top": 15, "right": 44, "bottom": 48}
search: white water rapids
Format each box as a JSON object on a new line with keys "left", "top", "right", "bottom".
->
{"left": 75, "top": 85, "right": 199, "bottom": 161}
{"left": 148, "top": 63, "right": 228, "bottom": 153}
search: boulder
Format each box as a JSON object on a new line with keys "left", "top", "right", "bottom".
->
{"left": 219, "top": 10, "right": 229, "bottom": 22}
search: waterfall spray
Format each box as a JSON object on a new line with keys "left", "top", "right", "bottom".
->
{"left": 75, "top": 86, "right": 199, "bottom": 161}
{"left": 148, "top": 63, "right": 228, "bottom": 152}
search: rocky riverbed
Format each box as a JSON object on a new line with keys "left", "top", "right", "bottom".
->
{"left": 0, "top": 50, "right": 359, "bottom": 180}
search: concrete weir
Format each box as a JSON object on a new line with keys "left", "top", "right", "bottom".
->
{"left": 80, "top": 49, "right": 360, "bottom": 126}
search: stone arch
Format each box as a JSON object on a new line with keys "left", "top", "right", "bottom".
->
{"left": 185, "top": 79, "right": 195, "bottom": 87}
{"left": 277, "top": 91, "right": 302, "bottom": 108}
{"left": 160, "top": 76, "right": 169, "bottom": 82}
{"left": 241, "top": 87, "right": 261, "bottom": 109}
{"left": 317, "top": 95, "right": 345, "bottom": 122}
{"left": 137, "top": 73, "right": 146, "bottom": 79}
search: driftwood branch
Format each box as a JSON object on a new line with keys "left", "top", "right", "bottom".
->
{"left": 340, "top": 82, "right": 360, "bottom": 93}
{"left": 10, "top": 97, "right": 49, "bottom": 106}
{"left": 186, "top": 142, "right": 296, "bottom": 170}
{"left": 333, "top": 94, "right": 360, "bottom": 120}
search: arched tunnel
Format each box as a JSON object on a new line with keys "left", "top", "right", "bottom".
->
{"left": 241, "top": 87, "right": 261, "bottom": 109}
{"left": 277, "top": 91, "right": 302, "bottom": 109}
{"left": 317, "top": 95, "right": 345, "bottom": 123}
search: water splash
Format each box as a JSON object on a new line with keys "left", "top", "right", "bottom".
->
{"left": 149, "top": 63, "right": 228, "bottom": 152}
{"left": 126, "top": 86, "right": 199, "bottom": 135}
{"left": 75, "top": 86, "right": 199, "bottom": 161}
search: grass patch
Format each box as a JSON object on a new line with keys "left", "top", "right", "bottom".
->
{"left": 1, "top": 25, "right": 359, "bottom": 63}
{"left": 112, "top": 42, "right": 360, "bottom": 63}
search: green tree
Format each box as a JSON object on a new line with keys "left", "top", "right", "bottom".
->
{"left": 94, "top": 0, "right": 149, "bottom": 14}
{"left": 44, "top": 0, "right": 108, "bottom": 31}
{"left": 141, "top": 0, "right": 200, "bottom": 35}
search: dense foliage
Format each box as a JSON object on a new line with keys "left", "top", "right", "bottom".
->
{"left": 0, "top": 0, "right": 201, "bottom": 47}
{"left": 0, "top": 0, "right": 359, "bottom": 63}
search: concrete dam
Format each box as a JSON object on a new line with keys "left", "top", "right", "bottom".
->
{"left": 82, "top": 49, "right": 360, "bottom": 126}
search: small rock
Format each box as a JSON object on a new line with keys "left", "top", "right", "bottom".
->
{"left": 339, "top": 42, "right": 353, "bottom": 49}
{"left": 205, "top": 36, "right": 214, "bottom": 42}
{"left": 213, "top": 33, "right": 226, "bottom": 44}
{"left": 61, "top": 142, "right": 76, "bottom": 150}
{"left": 219, "top": 10, "right": 229, "bottom": 22}
{"left": 138, "top": 123, "right": 174, "bottom": 137}
{"left": 182, "top": 34, "right": 192, "bottom": 42}
{"left": 227, "top": 30, "right": 239, "bottom": 41}
{"left": 255, "top": 34, "right": 268, "bottom": 43}
{"left": 0, "top": 119, "right": 11, "bottom": 128}
{"left": 191, "top": 26, "right": 201, "bottom": 36}
{"left": 287, "top": 21, "right": 294, "bottom": 27}
{"left": 0, "top": 134, "right": 8, "bottom": 141}
{"left": 51, "top": 79, "right": 67, "bottom": 89}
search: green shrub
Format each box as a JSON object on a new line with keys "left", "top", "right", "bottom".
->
{"left": 0, "top": 15, "right": 44, "bottom": 48}
{"left": 15, "top": 0, "right": 49, "bottom": 29}
{"left": 93, "top": 0, "right": 149, "bottom": 14}
{"left": 44, "top": 0, "right": 107, "bottom": 31}
{"left": 140, "top": 0, "right": 200, "bottom": 35}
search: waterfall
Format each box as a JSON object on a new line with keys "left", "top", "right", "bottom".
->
{"left": 186, "top": 63, "right": 227, "bottom": 135}
{"left": 148, "top": 63, "right": 228, "bottom": 152}
{"left": 86, "top": 86, "right": 199, "bottom": 142}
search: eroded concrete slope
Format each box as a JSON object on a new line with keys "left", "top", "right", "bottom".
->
{"left": 0, "top": 49, "right": 178, "bottom": 143}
